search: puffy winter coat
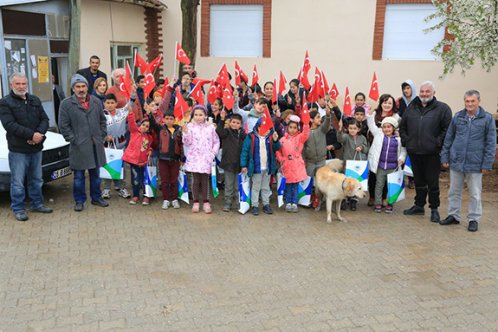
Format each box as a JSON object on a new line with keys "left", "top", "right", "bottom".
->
{"left": 240, "top": 131, "right": 281, "bottom": 177}
{"left": 183, "top": 121, "right": 220, "bottom": 174}
{"left": 216, "top": 118, "right": 246, "bottom": 173}
{"left": 122, "top": 111, "right": 153, "bottom": 165}
{"left": 276, "top": 124, "right": 310, "bottom": 183}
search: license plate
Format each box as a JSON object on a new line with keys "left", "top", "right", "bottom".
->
{"left": 51, "top": 166, "right": 72, "bottom": 180}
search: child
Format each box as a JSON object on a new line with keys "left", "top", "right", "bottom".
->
{"left": 101, "top": 94, "right": 131, "bottom": 199}
{"left": 240, "top": 118, "right": 281, "bottom": 215}
{"left": 276, "top": 115, "right": 310, "bottom": 212}
{"left": 337, "top": 120, "right": 369, "bottom": 211}
{"left": 216, "top": 112, "right": 246, "bottom": 211}
{"left": 234, "top": 96, "right": 267, "bottom": 133}
{"left": 149, "top": 110, "right": 183, "bottom": 210}
{"left": 122, "top": 111, "right": 154, "bottom": 205}
{"left": 367, "top": 113, "right": 406, "bottom": 213}
{"left": 175, "top": 97, "right": 193, "bottom": 127}
{"left": 182, "top": 104, "right": 220, "bottom": 213}
{"left": 304, "top": 109, "right": 331, "bottom": 178}
{"left": 352, "top": 92, "right": 372, "bottom": 115}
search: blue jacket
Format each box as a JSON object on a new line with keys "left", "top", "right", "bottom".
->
{"left": 441, "top": 107, "right": 496, "bottom": 173}
{"left": 240, "top": 131, "right": 281, "bottom": 177}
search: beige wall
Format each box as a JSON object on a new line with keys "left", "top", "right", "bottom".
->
{"left": 80, "top": 0, "right": 145, "bottom": 80}
{"left": 161, "top": 0, "right": 498, "bottom": 113}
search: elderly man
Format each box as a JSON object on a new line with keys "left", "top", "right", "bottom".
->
{"left": 439, "top": 90, "right": 496, "bottom": 232}
{"left": 0, "top": 73, "right": 53, "bottom": 221}
{"left": 58, "top": 74, "right": 109, "bottom": 211}
{"left": 76, "top": 55, "right": 107, "bottom": 95}
{"left": 399, "top": 81, "right": 452, "bottom": 223}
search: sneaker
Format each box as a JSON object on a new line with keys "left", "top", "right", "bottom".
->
{"left": 74, "top": 202, "right": 84, "bottom": 212}
{"left": 129, "top": 197, "right": 139, "bottom": 205}
{"left": 468, "top": 220, "right": 478, "bottom": 232}
{"left": 285, "top": 203, "right": 292, "bottom": 213}
{"left": 118, "top": 188, "right": 131, "bottom": 198}
{"left": 403, "top": 205, "right": 425, "bottom": 215}
{"left": 341, "top": 200, "right": 349, "bottom": 210}
{"left": 263, "top": 205, "right": 273, "bottom": 214}
{"left": 91, "top": 199, "right": 109, "bottom": 207}
{"left": 162, "top": 200, "right": 170, "bottom": 210}
{"left": 291, "top": 204, "right": 298, "bottom": 213}
{"left": 223, "top": 202, "right": 231, "bottom": 212}
{"left": 192, "top": 202, "right": 200, "bottom": 213}
{"left": 172, "top": 200, "right": 180, "bottom": 209}
{"left": 252, "top": 206, "right": 259, "bottom": 216}
{"left": 385, "top": 204, "right": 393, "bottom": 214}
{"left": 203, "top": 202, "right": 212, "bottom": 214}
{"left": 14, "top": 210, "right": 29, "bottom": 221}
{"left": 101, "top": 189, "right": 111, "bottom": 199}
{"left": 367, "top": 198, "right": 375, "bottom": 207}
{"left": 142, "top": 197, "right": 150, "bottom": 206}
{"left": 31, "top": 205, "right": 53, "bottom": 213}
{"left": 374, "top": 205, "right": 382, "bottom": 213}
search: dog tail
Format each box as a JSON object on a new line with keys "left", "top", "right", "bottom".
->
{"left": 326, "top": 159, "right": 344, "bottom": 173}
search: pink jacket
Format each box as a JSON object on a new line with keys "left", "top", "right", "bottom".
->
{"left": 276, "top": 124, "right": 310, "bottom": 183}
{"left": 183, "top": 121, "right": 220, "bottom": 174}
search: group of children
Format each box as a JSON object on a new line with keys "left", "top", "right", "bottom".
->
{"left": 99, "top": 74, "right": 410, "bottom": 216}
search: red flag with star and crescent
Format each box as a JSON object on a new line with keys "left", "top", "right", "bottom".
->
{"left": 259, "top": 105, "right": 274, "bottom": 136}
{"left": 143, "top": 73, "right": 156, "bottom": 97}
{"left": 329, "top": 83, "right": 339, "bottom": 101}
{"left": 321, "top": 70, "right": 330, "bottom": 96}
{"left": 159, "top": 76, "right": 169, "bottom": 98}
{"left": 176, "top": 42, "right": 191, "bottom": 65}
{"left": 343, "top": 87, "right": 352, "bottom": 117}
{"left": 216, "top": 64, "right": 230, "bottom": 86}
{"left": 369, "top": 72, "right": 379, "bottom": 101}
{"left": 235, "top": 61, "right": 243, "bottom": 85}
{"left": 147, "top": 54, "right": 163, "bottom": 74}
{"left": 207, "top": 80, "right": 218, "bottom": 104}
{"left": 174, "top": 88, "right": 189, "bottom": 120}
{"left": 272, "top": 78, "right": 277, "bottom": 104}
{"left": 251, "top": 65, "right": 259, "bottom": 87}
{"left": 134, "top": 52, "right": 149, "bottom": 75}
{"left": 119, "top": 61, "right": 132, "bottom": 99}
{"left": 189, "top": 79, "right": 210, "bottom": 105}
{"left": 301, "top": 95, "right": 310, "bottom": 124}
{"left": 298, "top": 67, "right": 311, "bottom": 90}
{"left": 303, "top": 50, "right": 311, "bottom": 74}
{"left": 222, "top": 84, "right": 234, "bottom": 110}
{"left": 278, "top": 71, "right": 287, "bottom": 96}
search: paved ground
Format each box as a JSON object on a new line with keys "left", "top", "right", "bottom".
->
{"left": 1, "top": 174, "right": 497, "bottom": 332}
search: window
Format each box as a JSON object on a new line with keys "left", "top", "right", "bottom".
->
{"left": 210, "top": 5, "right": 263, "bottom": 57}
{"left": 201, "top": 0, "right": 272, "bottom": 58}
{"left": 110, "top": 44, "right": 141, "bottom": 79}
{"left": 382, "top": 4, "right": 444, "bottom": 60}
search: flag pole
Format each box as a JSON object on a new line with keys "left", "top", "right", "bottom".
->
{"left": 131, "top": 49, "right": 137, "bottom": 80}
{"left": 173, "top": 41, "right": 178, "bottom": 85}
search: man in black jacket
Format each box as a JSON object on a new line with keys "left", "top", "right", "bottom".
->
{"left": 0, "top": 73, "right": 53, "bottom": 221}
{"left": 399, "top": 81, "right": 452, "bottom": 223}
{"left": 76, "top": 55, "right": 107, "bottom": 95}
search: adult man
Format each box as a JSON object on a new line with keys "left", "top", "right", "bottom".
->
{"left": 169, "top": 72, "right": 195, "bottom": 110}
{"left": 58, "top": 74, "right": 109, "bottom": 211}
{"left": 0, "top": 73, "right": 53, "bottom": 221}
{"left": 77, "top": 55, "right": 107, "bottom": 95}
{"left": 439, "top": 90, "right": 496, "bottom": 232}
{"left": 399, "top": 81, "right": 452, "bottom": 222}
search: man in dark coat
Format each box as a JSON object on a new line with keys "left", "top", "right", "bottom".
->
{"left": 399, "top": 81, "right": 452, "bottom": 223}
{"left": 58, "top": 74, "right": 109, "bottom": 211}
{"left": 76, "top": 55, "right": 107, "bottom": 95}
{"left": 0, "top": 73, "right": 53, "bottom": 221}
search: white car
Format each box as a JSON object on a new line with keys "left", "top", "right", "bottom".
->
{"left": 0, "top": 123, "right": 71, "bottom": 191}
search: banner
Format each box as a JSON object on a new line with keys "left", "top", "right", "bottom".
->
{"left": 100, "top": 147, "right": 124, "bottom": 180}
{"left": 238, "top": 173, "right": 251, "bottom": 214}
{"left": 345, "top": 160, "right": 369, "bottom": 191}
{"left": 144, "top": 164, "right": 157, "bottom": 198}
{"left": 178, "top": 168, "right": 189, "bottom": 204}
{"left": 387, "top": 168, "right": 405, "bottom": 204}
{"left": 298, "top": 176, "right": 313, "bottom": 207}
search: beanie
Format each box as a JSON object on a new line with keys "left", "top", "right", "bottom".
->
{"left": 381, "top": 116, "right": 398, "bottom": 129}
{"left": 71, "top": 74, "right": 88, "bottom": 88}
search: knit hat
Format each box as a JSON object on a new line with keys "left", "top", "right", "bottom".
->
{"left": 288, "top": 115, "right": 300, "bottom": 124}
{"left": 192, "top": 104, "right": 207, "bottom": 115}
{"left": 71, "top": 74, "right": 88, "bottom": 88}
{"left": 381, "top": 116, "right": 398, "bottom": 129}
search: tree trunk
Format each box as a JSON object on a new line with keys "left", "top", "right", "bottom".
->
{"left": 68, "top": 0, "right": 81, "bottom": 93}
{"left": 180, "top": 0, "right": 199, "bottom": 76}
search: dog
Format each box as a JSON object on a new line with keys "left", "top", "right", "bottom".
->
{"left": 315, "top": 159, "right": 366, "bottom": 223}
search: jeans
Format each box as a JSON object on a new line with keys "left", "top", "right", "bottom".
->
{"left": 130, "top": 164, "right": 145, "bottom": 198}
{"left": 284, "top": 182, "right": 299, "bottom": 204}
{"left": 448, "top": 170, "right": 483, "bottom": 223}
{"left": 73, "top": 168, "right": 102, "bottom": 203}
{"left": 410, "top": 154, "right": 441, "bottom": 209}
{"left": 9, "top": 151, "right": 44, "bottom": 212}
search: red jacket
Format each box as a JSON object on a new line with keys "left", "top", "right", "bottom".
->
{"left": 276, "top": 124, "right": 310, "bottom": 183}
{"left": 122, "top": 112, "right": 153, "bottom": 166}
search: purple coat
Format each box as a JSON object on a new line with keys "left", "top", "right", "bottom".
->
{"left": 183, "top": 121, "right": 220, "bottom": 174}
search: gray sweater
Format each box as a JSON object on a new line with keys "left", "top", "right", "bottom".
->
{"left": 337, "top": 132, "right": 369, "bottom": 161}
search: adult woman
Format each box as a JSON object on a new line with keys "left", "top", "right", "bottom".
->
{"left": 92, "top": 77, "right": 108, "bottom": 106}
{"left": 106, "top": 68, "right": 128, "bottom": 108}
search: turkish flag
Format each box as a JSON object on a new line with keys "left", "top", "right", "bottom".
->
{"left": 207, "top": 80, "right": 217, "bottom": 104}
{"left": 176, "top": 42, "right": 191, "bottom": 65}
{"left": 147, "top": 54, "right": 163, "bottom": 74}
{"left": 159, "top": 76, "right": 169, "bottom": 98}
{"left": 329, "top": 83, "right": 339, "bottom": 101}
{"left": 369, "top": 71, "right": 380, "bottom": 101}
{"left": 222, "top": 84, "right": 234, "bottom": 110}
{"left": 174, "top": 88, "right": 189, "bottom": 119}
{"left": 119, "top": 61, "right": 132, "bottom": 99}
{"left": 278, "top": 71, "right": 287, "bottom": 96}
{"left": 307, "top": 85, "right": 316, "bottom": 103}
{"left": 298, "top": 67, "right": 311, "bottom": 90}
{"left": 251, "top": 64, "right": 259, "bottom": 87}
{"left": 313, "top": 67, "right": 324, "bottom": 99}
{"left": 215, "top": 64, "right": 230, "bottom": 86}
{"left": 303, "top": 50, "right": 311, "bottom": 74}
{"left": 189, "top": 81, "right": 206, "bottom": 105}
{"left": 143, "top": 73, "right": 156, "bottom": 98}
{"left": 235, "top": 61, "right": 242, "bottom": 85}
{"left": 301, "top": 98, "right": 310, "bottom": 124}
{"left": 259, "top": 105, "right": 274, "bottom": 136}
{"left": 343, "top": 87, "right": 352, "bottom": 117}
{"left": 272, "top": 78, "right": 277, "bottom": 104}
{"left": 240, "top": 68, "right": 248, "bottom": 84}
{"left": 321, "top": 70, "right": 330, "bottom": 96}
{"left": 134, "top": 52, "right": 149, "bottom": 75}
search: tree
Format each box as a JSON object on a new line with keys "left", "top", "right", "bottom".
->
{"left": 180, "top": 0, "right": 200, "bottom": 76}
{"left": 426, "top": 0, "right": 498, "bottom": 75}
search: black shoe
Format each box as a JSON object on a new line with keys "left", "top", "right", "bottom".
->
{"left": 430, "top": 209, "right": 440, "bottom": 223}
{"left": 14, "top": 211, "right": 29, "bottom": 222}
{"left": 350, "top": 200, "right": 357, "bottom": 211}
{"left": 403, "top": 205, "right": 425, "bottom": 215}
{"left": 263, "top": 204, "right": 273, "bottom": 214}
{"left": 439, "top": 215, "right": 459, "bottom": 225}
{"left": 91, "top": 199, "right": 109, "bottom": 207}
{"left": 468, "top": 220, "right": 478, "bottom": 232}
{"left": 74, "top": 202, "right": 84, "bottom": 212}
{"left": 31, "top": 205, "right": 53, "bottom": 213}
{"left": 341, "top": 200, "right": 349, "bottom": 211}
{"left": 252, "top": 207, "right": 259, "bottom": 216}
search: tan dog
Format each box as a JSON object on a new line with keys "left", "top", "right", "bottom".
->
{"left": 315, "top": 159, "right": 366, "bottom": 223}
